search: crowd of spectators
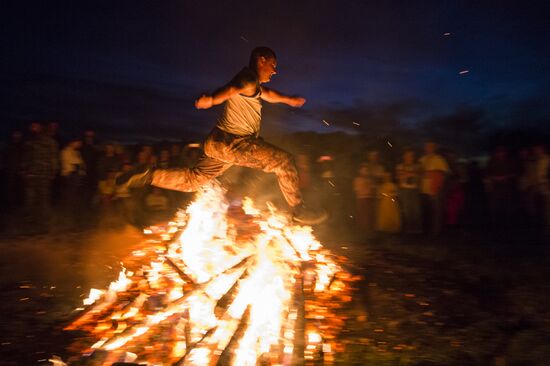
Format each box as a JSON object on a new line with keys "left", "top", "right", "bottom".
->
{"left": 1, "top": 121, "right": 549, "bottom": 241}
{"left": 296, "top": 141, "right": 550, "bottom": 242}
{"left": 1, "top": 122, "right": 201, "bottom": 233}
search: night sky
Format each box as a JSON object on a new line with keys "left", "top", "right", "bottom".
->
{"left": 2, "top": 0, "right": 549, "bottom": 141}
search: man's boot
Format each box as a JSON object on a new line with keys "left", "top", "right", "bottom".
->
{"left": 292, "top": 203, "right": 328, "bottom": 225}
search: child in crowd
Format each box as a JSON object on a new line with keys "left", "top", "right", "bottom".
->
{"left": 376, "top": 172, "right": 401, "bottom": 233}
{"left": 98, "top": 169, "right": 118, "bottom": 205}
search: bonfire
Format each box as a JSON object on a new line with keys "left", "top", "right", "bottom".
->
{"left": 57, "top": 182, "right": 360, "bottom": 365}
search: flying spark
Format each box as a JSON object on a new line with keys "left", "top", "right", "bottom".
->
{"left": 240, "top": 35, "right": 249, "bottom": 43}
{"left": 352, "top": 121, "right": 360, "bottom": 126}
{"left": 322, "top": 119, "right": 330, "bottom": 126}
{"left": 387, "top": 141, "right": 393, "bottom": 147}
{"left": 443, "top": 32, "right": 451, "bottom": 36}
{"left": 459, "top": 70, "right": 469, "bottom": 75}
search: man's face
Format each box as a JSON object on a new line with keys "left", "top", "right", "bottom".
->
{"left": 256, "top": 56, "right": 277, "bottom": 83}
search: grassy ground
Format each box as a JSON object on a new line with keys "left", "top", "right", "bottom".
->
{"left": 320, "top": 226, "right": 550, "bottom": 366}
{"left": 0, "top": 218, "right": 549, "bottom": 365}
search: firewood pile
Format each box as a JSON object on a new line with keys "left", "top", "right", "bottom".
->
{"left": 58, "top": 182, "right": 361, "bottom": 365}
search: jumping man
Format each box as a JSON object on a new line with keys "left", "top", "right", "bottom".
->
{"left": 117, "top": 47, "right": 327, "bottom": 224}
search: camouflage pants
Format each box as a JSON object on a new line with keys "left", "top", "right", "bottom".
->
{"left": 152, "top": 128, "right": 302, "bottom": 207}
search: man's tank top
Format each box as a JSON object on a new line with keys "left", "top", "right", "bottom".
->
{"left": 216, "top": 68, "right": 262, "bottom": 136}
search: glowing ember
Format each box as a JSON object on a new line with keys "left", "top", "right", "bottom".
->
{"left": 62, "top": 181, "right": 360, "bottom": 365}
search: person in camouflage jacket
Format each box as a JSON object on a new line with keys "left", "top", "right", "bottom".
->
{"left": 20, "top": 122, "right": 59, "bottom": 229}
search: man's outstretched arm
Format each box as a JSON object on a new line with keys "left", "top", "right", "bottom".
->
{"left": 260, "top": 87, "right": 306, "bottom": 107}
{"left": 195, "top": 84, "right": 244, "bottom": 109}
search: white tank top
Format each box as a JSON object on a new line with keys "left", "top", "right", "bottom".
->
{"left": 216, "top": 68, "right": 262, "bottom": 136}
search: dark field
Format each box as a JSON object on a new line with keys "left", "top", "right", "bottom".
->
{"left": 0, "top": 223, "right": 549, "bottom": 365}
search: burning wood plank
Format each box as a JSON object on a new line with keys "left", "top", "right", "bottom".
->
{"left": 63, "top": 182, "right": 360, "bottom": 365}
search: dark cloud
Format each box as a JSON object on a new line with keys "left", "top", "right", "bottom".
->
{"left": 1, "top": 0, "right": 548, "bottom": 143}
{"left": 311, "top": 99, "right": 426, "bottom": 133}
{"left": 418, "top": 106, "right": 486, "bottom": 152}
{"left": 0, "top": 73, "right": 208, "bottom": 140}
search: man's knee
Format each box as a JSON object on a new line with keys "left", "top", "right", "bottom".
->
{"left": 273, "top": 151, "right": 296, "bottom": 171}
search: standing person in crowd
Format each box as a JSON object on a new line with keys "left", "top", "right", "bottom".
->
{"left": 97, "top": 143, "right": 121, "bottom": 181}
{"left": 532, "top": 144, "right": 550, "bottom": 234}
{"left": 420, "top": 141, "right": 449, "bottom": 236}
{"left": 46, "top": 122, "right": 61, "bottom": 144}
{"left": 117, "top": 47, "right": 326, "bottom": 224}
{"left": 353, "top": 163, "right": 374, "bottom": 240}
{"left": 80, "top": 129, "right": 99, "bottom": 208}
{"left": 376, "top": 172, "right": 401, "bottom": 233}
{"left": 365, "top": 150, "right": 386, "bottom": 185}
{"left": 351, "top": 151, "right": 385, "bottom": 239}
{"left": 46, "top": 122, "right": 62, "bottom": 205}
{"left": 486, "top": 146, "right": 515, "bottom": 228}
{"left": 464, "top": 160, "right": 486, "bottom": 228}
{"left": 364, "top": 150, "right": 387, "bottom": 233}
{"left": 141, "top": 145, "right": 154, "bottom": 162}
{"left": 4, "top": 130, "right": 24, "bottom": 207}
{"left": 60, "top": 138, "right": 86, "bottom": 229}
{"left": 20, "top": 122, "right": 59, "bottom": 232}
{"left": 158, "top": 148, "right": 171, "bottom": 169}
{"left": 445, "top": 150, "right": 466, "bottom": 228}
{"left": 115, "top": 144, "right": 130, "bottom": 165}
{"left": 98, "top": 169, "right": 117, "bottom": 204}
{"left": 396, "top": 148, "right": 422, "bottom": 234}
{"left": 169, "top": 143, "right": 184, "bottom": 168}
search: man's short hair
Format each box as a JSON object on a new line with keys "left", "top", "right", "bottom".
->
{"left": 249, "top": 47, "right": 276, "bottom": 69}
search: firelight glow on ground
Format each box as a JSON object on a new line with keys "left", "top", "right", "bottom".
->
{"left": 56, "top": 182, "right": 360, "bottom": 365}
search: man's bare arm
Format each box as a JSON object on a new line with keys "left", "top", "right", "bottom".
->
{"left": 261, "top": 87, "right": 306, "bottom": 107}
{"left": 195, "top": 83, "right": 246, "bottom": 109}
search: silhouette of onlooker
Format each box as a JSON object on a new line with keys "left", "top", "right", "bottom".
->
{"left": 445, "top": 151, "right": 465, "bottom": 227}
{"left": 420, "top": 141, "right": 449, "bottom": 236}
{"left": 97, "top": 143, "right": 121, "bottom": 181}
{"left": 20, "top": 122, "right": 59, "bottom": 232}
{"left": 169, "top": 143, "right": 184, "bottom": 168}
{"left": 60, "top": 138, "right": 86, "bottom": 229}
{"left": 158, "top": 148, "right": 171, "bottom": 169}
{"left": 486, "top": 146, "right": 515, "bottom": 227}
{"left": 80, "top": 129, "right": 99, "bottom": 208}
{"left": 396, "top": 149, "right": 422, "bottom": 234}
{"left": 4, "top": 130, "right": 24, "bottom": 207}
{"left": 353, "top": 163, "right": 375, "bottom": 240}
{"left": 45, "top": 122, "right": 63, "bottom": 204}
